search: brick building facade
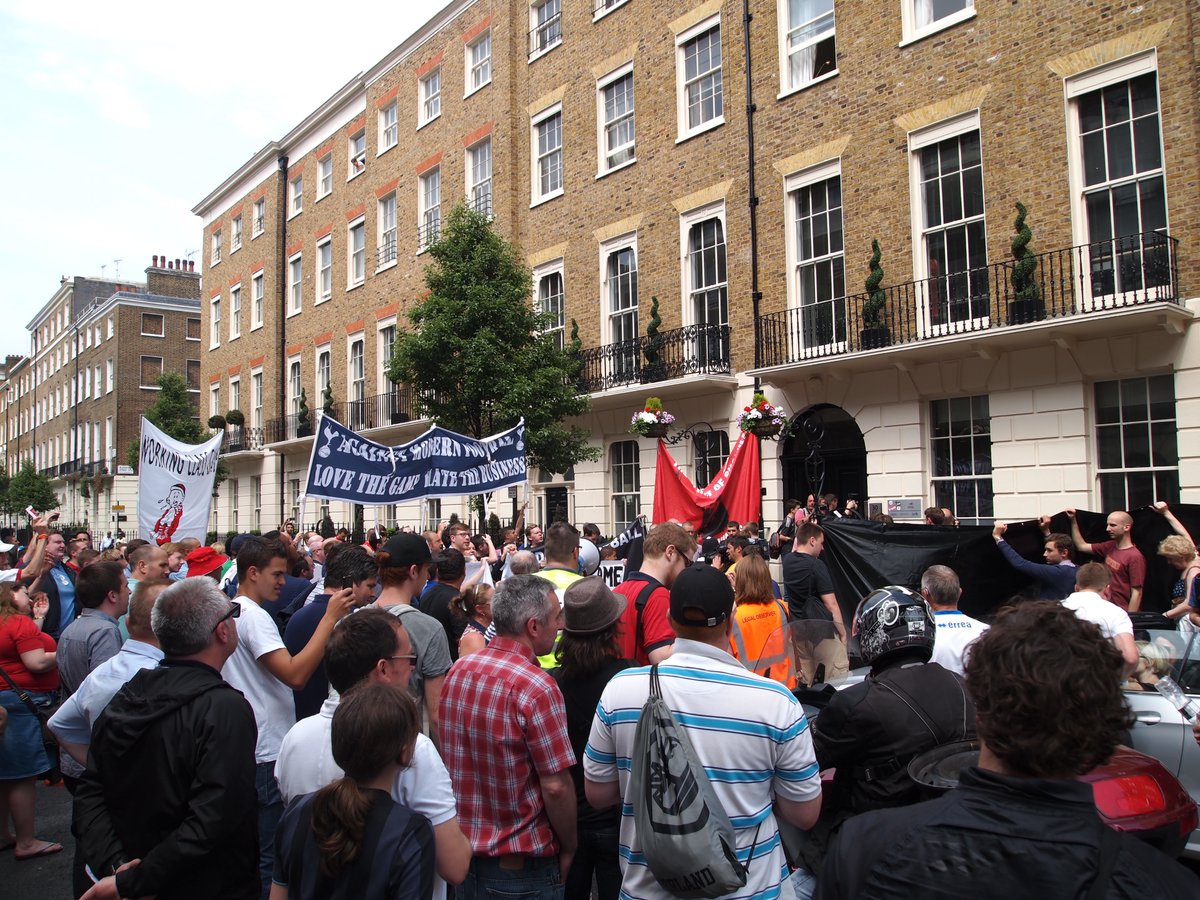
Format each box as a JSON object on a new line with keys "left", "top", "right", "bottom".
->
{"left": 195, "top": 0, "right": 1199, "bottom": 539}
{"left": 4, "top": 261, "right": 202, "bottom": 531}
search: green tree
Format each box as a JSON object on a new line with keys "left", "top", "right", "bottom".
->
{"left": 388, "top": 202, "right": 597, "bottom": 478}
{"left": 8, "top": 459, "right": 59, "bottom": 514}
{"left": 127, "top": 372, "right": 227, "bottom": 485}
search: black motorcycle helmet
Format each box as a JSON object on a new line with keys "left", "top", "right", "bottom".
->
{"left": 853, "top": 585, "right": 936, "bottom": 667}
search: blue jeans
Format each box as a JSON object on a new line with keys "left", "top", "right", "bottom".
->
{"left": 460, "top": 854, "right": 564, "bottom": 900}
{"left": 256, "top": 761, "right": 284, "bottom": 900}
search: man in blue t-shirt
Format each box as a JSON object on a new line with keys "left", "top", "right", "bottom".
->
{"left": 284, "top": 544, "right": 379, "bottom": 719}
{"left": 42, "top": 531, "right": 77, "bottom": 638}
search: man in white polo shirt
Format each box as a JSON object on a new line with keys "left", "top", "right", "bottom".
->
{"left": 1062, "top": 561, "right": 1138, "bottom": 678}
{"left": 221, "top": 536, "right": 354, "bottom": 899}
{"left": 921, "top": 565, "right": 988, "bottom": 676}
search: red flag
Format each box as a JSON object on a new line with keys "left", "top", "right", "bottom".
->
{"left": 653, "top": 431, "right": 761, "bottom": 529}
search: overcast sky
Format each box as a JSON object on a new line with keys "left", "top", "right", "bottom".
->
{"left": 0, "top": 0, "right": 447, "bottom": 360}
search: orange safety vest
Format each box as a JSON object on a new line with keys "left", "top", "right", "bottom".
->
{"left": 729, "top": 598, "right": 796, "bottom": 689}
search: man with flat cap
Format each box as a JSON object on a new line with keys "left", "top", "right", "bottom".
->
{"left": 584, "top": 563, "right": 823, "bottom": 899}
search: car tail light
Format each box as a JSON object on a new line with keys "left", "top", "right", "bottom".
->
{"left": 1092, "top": 775, "right": 1167, "bottom": 819}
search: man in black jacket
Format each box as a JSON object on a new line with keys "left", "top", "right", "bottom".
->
{"left": 818, "top": 601, "right": 1198, "bottom": 899}
{"left": 813, "top": 585, "right": 974, "bottom": 818}
{"left": 74, "top": 577, "right": 258, "bottom": 900}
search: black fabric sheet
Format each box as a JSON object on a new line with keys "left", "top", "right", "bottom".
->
{"left": 818, "top": 506, "right": 1200, "bottom": 625}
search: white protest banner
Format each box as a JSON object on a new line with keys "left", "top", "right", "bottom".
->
{"left": 138, "top": 418, "right": 224, "bottom": 545}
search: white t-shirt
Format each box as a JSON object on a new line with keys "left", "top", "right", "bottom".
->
{"left": 931, "top": 610, "right": 989, "bottom": 675}
{"left": 222, "top": 596, "right": 296, "bottom": 763}
{"left": 1063, "top": 590, "right": 1134, "bottom": 640}
{"left": 275, "top": 696, "right": 457, "bottom": 900}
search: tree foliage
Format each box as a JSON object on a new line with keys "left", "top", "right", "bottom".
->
{"left": 7, "top": 459, "right": 60, "bottom": 514}
{"left": 127, "top": 372, "right": 226, "bottom": 485}
{"left": 388, "top": 202, "right": 597, "bottom": 474}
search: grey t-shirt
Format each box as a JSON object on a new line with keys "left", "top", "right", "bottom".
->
{"left": 370, "top": 602, "right": 453, "bottom": 706}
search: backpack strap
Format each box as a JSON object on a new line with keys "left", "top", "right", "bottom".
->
{"left": 630, "top": 576, "right": 659, "bottom": 659}
{"left": 1085, "top": 824, "right": 1121, "bottom": 900}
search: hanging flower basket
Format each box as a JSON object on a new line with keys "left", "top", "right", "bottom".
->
{"left": 630, "top": 397, "right": 675, "bottom": 438}
{"left": 737, "top": 393, "right": 787, "bottom": 437}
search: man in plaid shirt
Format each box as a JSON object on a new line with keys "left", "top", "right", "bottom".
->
{"left": 440, "top": 574, "right": 577, "bottom": 899}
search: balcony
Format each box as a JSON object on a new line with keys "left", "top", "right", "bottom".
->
{"left": 529, "top": 10, "right": 562, "bottom": 56}
{"left": 579, "top": 322, "right": 731, "bottom": 393}
{"left": 221, "top": 426, "right": 265, "bottom": 454}
{"left": 377, "top": 229, "right": 397, "bottom": 269}
{"left": 468, "top": 189, "right": 492, "bottom": 219}
{"left": 755, "top": 232, "right": 1182, "bottom": 371}
{"left": 265, "top": 388, "right": 414, "bottom": 445}
{"left": 339, "top": 388, "right": 415, "bottom": 432}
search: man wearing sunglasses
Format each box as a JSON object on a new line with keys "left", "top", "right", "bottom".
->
{"left": 74, "top": 578, "right": 258, "bottom": 900}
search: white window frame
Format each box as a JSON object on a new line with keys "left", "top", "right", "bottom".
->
{"left": 106, "top": 358, "right": 114, "bottom": 393}
{"left": 377, "top": 319, "right": 398, "bottom": 393}
{"left": 209, "top": 383, "right": 221, "bottom": 419}
{"left": 228, "top": 375, "right": 240, "bottom": 414}
{"left": 533, "top": 258, "right": 566, "bottom": 350}
{"left": 777, "top": 0, "right": 837, "bottom": 97}
{"left": 531, "top": 103, "right": 564, "bottom": 207}
{"left": 251, "top": 270, "right": 265, "bottom": 329}
{"left": 907, "top": 111, "right": 989, "bottom": 336}
{"left": 680, "top": 200, "right": 729, "bottom": 330}
{"left": 599, "top": 231, "right": 639, "bottom": 348}
{"left": 419, "top": 68, "right": 442, "bottom": 127}
{"left": 251, "top": 368, "right": 263, "bottom": 430}
{"left": 593, "top": 0, "right": 630, "bottom": 23}
{"left": 287, "top": 358, "right": 302, "bottom": 420}
{"left": 466, "top": 138, "right": 493, "bottom": 217}
{"left": 529, "top": 0, "right": 562, "bottom": 61}
{"left": 1064, "top": 53, "right": 1168, "bottom": 308}
{"left": 288, "top": 252, "right": 303, "bottom": 316}
{"left": 210, "top": 296, "right": 221, "bottom": 349}
{"left": 466, "top": 30, "right": 492, "bottom": 97}
{"left": 317, "top": 237, "right": 333, "bottom": 303}
{"left": 231, "top": 215, "right": 243, "bottom": 251}
{"left": 229, "top": 283, "right": 242, "bottom": 340}
{"left": 317, "top": 154, "right": 333, "bottom": 199}
{"left": 783, "top": 158, "right": 847, "bottom": 355}
{"left": 379, "top": 101, "right": 399, "bottom": 153}
{"left": 348, "top": 130, "right": 367, "bottom": 179}
{"left": 140, "top": 355, "right": 164, "bottom": 389}
{"left": 316, "top": 347, "right": 332, "bottom": 405}
{"left": 347, "top": 335, "right": 367, "bottom": 430}
{"left": 210, "top": 229, "right": 222, "bottom": 266}
{"left": 610, "top": 440, "right": 641, "bottom": 532}
{"left": 289, "top": 174, "right": 303, "bottom": 217}
{"left": 378, "top": 192, "right": 398, "bottom": 270}
{"left": 597, "top": 64, "right": 636, "bottom": 176}
{"left": 675, "top": 15, "right": 724, "bottom": 142}
{"left": 900, "top": 0, "right": 975, "bottom": 47}
{"left": 252, "top": 198, "right": 265, "bottom": 237}
{"left": 348, "top": 217, "right": 366, "bottom": 287}
{"left": 418, "top": 169, "right": 441, "bottom": 253}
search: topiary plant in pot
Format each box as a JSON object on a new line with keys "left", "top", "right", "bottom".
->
{"left": 1007, "top": 202, "right": 1045, "bottom": 325}
{"left": 860, "top": 240, "right": 890, "bottom": 350}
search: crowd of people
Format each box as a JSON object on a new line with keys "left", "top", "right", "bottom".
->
{"left": 0, "top": 501, "right": 1197, "bottom": 899}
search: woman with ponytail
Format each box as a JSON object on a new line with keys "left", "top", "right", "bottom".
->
{"left": 270, "top": 682, "right": 435, "bottom": 899}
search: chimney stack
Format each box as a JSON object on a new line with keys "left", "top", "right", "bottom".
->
{"left": 145, "top": 251, "right": 201, "bottom": 301}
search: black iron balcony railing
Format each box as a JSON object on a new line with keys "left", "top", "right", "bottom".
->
{"left": 41, "top": 460, "right": 81, "bottom": 478}
{"left": 578, "top": 322, "right": 731, "bottom": 393}
{"left": 756, "top": 231, "right": 1180, "bottom": 367}
{"left": 339, "top": 387, "right": 415, "bottom": 432}
{"left": 593, "top": 0, "right": 627, "bottom": 15}
{"left": 468, "top": 189, "right": 493, "bottom": 218}
{"left": 221, "top": 426, "right": 265, "bottom": 454}
{"left": 417, "top": 216, "right": 441, "bottom": 252}
{"left": 529, "top": 10, "right": 562, "bottom": 55}
{"left": 265, "top": 389, "right": 415, "bottom": 444}
{"left": 377, "top": 230, "right": 397, "bottom": 268}
{"left": 80, "top": 461, "right": 109, "bottom": 477}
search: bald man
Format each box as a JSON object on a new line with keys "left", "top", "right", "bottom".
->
{"left": 1064, "top": 508, "right": 1146, "bottom": 612}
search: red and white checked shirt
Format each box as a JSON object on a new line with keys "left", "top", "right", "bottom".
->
{"left": 439, "top": 635, "right": 576, "bottom": 858}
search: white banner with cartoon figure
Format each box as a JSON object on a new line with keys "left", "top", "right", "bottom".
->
{"left": 137, "top": 417, "right": 224, "bottom": 545}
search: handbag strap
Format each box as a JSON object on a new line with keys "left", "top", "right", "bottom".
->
{"left": 0, "top": 663, "right": 48, "bottom": 722}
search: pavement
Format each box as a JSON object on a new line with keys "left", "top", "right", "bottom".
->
{"left": 1, "top": 779, "right": 74, "bottom": 898}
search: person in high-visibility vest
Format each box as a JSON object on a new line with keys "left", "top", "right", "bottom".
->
{"left": 729, "top": 553, "right": 795, "bottom": 689}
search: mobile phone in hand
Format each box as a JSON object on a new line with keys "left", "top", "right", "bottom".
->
{"left": 25, "top": 506, "right": 38, "bottom": 519}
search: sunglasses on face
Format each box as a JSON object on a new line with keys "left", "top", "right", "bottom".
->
{"left": 213, "top": 603, "right": 242, "bottom": 631}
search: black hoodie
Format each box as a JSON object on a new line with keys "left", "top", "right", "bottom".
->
{"left": 73, "top": 659, "right": 259, "bottom": 900}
